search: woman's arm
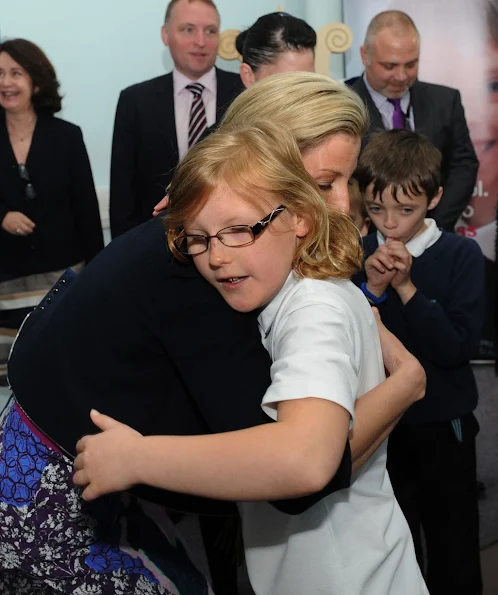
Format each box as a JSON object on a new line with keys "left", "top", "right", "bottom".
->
{"left": 350, "top": 309, "right": 426, "bottom": 473}
{"left": 74, "top": 397, "right": 350, "bottom": 502}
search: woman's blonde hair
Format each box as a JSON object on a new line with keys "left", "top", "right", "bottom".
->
{"left": 165, "top": 122, "right": 361, "bottom": 280}
{"left": 221, "top": 72, "right": 369, "bottom": 154}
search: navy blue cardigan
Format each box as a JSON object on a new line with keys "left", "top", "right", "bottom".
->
{"left": 354, "top": 231, "right": 485, "bottom": 424}
{"left": 8, "top": 217, "right": 351, "bottom": 514}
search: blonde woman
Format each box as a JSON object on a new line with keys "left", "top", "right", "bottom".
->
{"left": 75, "top": 121, "right": 428, "bottom": 595}
{"left": 5, "top": 74, "right": 423, "bottom": 593}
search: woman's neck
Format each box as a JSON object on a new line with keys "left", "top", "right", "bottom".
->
{"left": 6, "top": 108, "right": 37, "bottom": 128}
{"left": 6, "top": 108, "right": 37, "bottom": 141}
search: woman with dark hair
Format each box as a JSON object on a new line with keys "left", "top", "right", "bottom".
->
{"left": 0, "top": 38, "right": 103, "bottom": 382}
{"left": 236, "top": 12, "right": 316, "bottom": 87}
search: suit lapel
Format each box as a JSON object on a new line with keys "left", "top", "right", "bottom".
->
{"left": 25, "top": 113, "right": 52, "bottom": 170}
{"left": 410, "top": 81, "right": 433, "bottom": 139}
{"left": 155, "top": 73, "right": 178, "bottom": 156}
{"left": 214, "top": 68, "right": 240, "bottom": 122}
{"left": 353, "top": 76, "right": 385, "bottom": 133}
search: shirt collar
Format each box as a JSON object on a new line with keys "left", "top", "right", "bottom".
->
{"left": 173, "top": 67, "right": 216, "bottom": 96}
{"left": 258, "top": 272, "right": 298, "bottom": 337}
{"left": 363, "top": 73, "right": 411, "bottom": 111}
{"left": 377, "top": 218, "right": 442, "bottom": 257}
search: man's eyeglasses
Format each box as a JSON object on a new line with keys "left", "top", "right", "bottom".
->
{"left": 175, "top": 205, "right": 286, "bottom": 255}
{"left": 18, "top": 164, "right": 36, "bottom": 201}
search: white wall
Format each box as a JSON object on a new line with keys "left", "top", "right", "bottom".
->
{"left": 1, "top": 0, "right": 345, "bottom": 222}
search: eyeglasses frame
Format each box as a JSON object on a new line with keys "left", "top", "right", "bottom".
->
{"left": 175, "top": 205, "right": 286, "bottom": 255}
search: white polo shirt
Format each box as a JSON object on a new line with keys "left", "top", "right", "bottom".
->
{"left": 240, "top": 273, "right": 428, "bottom": 595}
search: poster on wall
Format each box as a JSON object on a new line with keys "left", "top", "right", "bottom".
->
{"left": 343, "top": 0, "right": 497, "bottom": 361}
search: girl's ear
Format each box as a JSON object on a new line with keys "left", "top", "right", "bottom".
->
{"left": 428, "top": 186, "right": 443, "bottom": 211}
{"left": 295, "top": 214, "right": 311, "bottom": 238}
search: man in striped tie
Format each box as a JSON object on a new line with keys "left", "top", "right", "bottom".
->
{"left": 187, "top": 81, "right": 208, "bottom": 147}
{"left": 110, "top": 0, "right": 243, "bottom": 238}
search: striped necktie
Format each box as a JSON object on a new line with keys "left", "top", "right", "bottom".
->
{"left": 187, "top": 83, "right": 207, "bottom": 148}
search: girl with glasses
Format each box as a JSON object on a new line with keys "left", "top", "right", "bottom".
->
{"left": 74, "top": 120, "right": 428, "bottom": 595}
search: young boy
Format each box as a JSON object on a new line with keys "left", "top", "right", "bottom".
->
{"left": 353, "top": 129, "right": 484, "bottom": 595}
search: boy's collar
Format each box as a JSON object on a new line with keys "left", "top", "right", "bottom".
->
{"left": 377, "top": 218, "right": 442, "bottom": 257}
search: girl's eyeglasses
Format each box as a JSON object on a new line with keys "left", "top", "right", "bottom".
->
{"left": 175, "top": 205, "right": 286, "bottom": 255}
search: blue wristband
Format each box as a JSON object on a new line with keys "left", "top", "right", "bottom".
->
{"left": 360, "top": 282, "right": 388, "bottom": 304}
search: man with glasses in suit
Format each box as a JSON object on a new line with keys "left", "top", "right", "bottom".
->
{"left": 352, "top": 10, "right": 479, "bottom": 231}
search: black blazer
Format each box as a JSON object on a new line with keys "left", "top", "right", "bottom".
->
{"left": 110, "top": 68, "right": 244, "bottom": 238}
{"left": 8, "top": 217, "right": 351, "bottom": 515}
{"left": 352, "top": 77, "right": 479, "bottom": 231}
{"left": 0, "top": 112, "right": 104, "bottom": 277}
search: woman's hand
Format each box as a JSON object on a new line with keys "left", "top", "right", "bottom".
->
{"left": 372, "top": 307, "right": 426, "bottom": 402}
{"left": 152, "top": 195, "right": 169, "bottom": 217}
{"left": 73, "top": 410, "right": 143, "bottom": 501}
{"left": 2, "top": 211, "right": 36, "bottom": 235}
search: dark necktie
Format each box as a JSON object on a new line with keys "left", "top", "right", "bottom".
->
{"left": 388, "top": 98, "right": 406, "bottom": 129}
{"left": 187, "top": 83, "right": 207, "bottom": 148}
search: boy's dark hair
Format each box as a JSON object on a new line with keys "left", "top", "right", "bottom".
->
{"left": 355, "top": 129, "right": 442, "bottom": 202}
{"left": 235, "top": 12, "right": 316, "bottom": 72}
{"left": 0, "top": 39, "right": 62, "bottom": 114}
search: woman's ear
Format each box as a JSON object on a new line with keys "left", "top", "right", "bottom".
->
{"left": 295, "top": 215, "right": 311, "bottom": 238}
{"left": 239, "top": 63, "right": 256, "bottom": 89}
{"left": 428, "top": 186, "right": 443, "bottom": 211}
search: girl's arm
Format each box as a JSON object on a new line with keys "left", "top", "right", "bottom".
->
{"left": 74, "top": 397, "right": 350, "bottom": 502}
{"left": 349, "top": 309, "right": 426, "bottom": 473}
{"left": 73, "top": 311, "right": 425, "bottom": 502}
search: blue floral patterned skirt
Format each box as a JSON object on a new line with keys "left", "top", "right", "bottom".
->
{"left": 0, "top": 398, "right": 214, "bottom": 595}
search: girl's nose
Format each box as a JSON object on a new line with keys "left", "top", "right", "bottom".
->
{"left": 208, "top": 237, "right": 232, "bottom": 267}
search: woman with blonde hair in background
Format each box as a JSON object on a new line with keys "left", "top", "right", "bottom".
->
{"left": 75, "top": 117, "right": 428, "bottom": 594}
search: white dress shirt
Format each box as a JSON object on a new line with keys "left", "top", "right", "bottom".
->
{"left": 364, "top": 73, "right": 415, "bottom": 131}
{"left": 240, "top": 272, "right": 428, "bottom": 595}
{"left": 173, "top": 67, "right": 217, "bottom": 159}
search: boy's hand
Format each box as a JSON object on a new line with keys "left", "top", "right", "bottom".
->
{"left": 365, "top": 245, "right": 397, "bottom": 296}
{"left": 73, "top": 410, "right": 143, "bottom": 501}
{"left": 385, "top": 240, "right": 416, "bottom": 303}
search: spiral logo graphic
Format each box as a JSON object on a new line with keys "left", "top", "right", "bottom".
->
{"left": 320, "top": 23, "right": 353, "bottom": 53}
{"left": 218, "top": 29, "right": 242, "bottom": 61}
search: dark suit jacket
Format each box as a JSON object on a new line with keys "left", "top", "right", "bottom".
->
{"left": 8, "top": 217, "right": 351, "bottom": 515}
{"left": 110, "top": 68, "right": 243, "bottom": 238}
{"left": 352, "top": 77, "right": 479, "bottom": 231}
{"left": 0, "top": 111, "right": 104, "bottom": 277}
